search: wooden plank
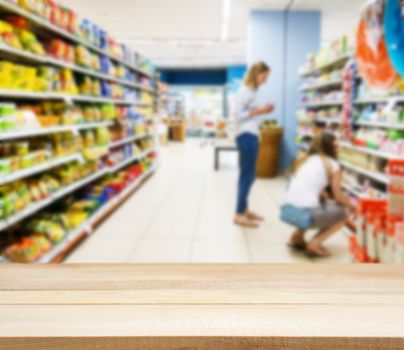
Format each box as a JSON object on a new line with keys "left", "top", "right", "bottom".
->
{"left": 0, "top": 304, "right": 404, "bottom": 337}
{"left": 0, "top": 264, "right": 404, "bottom": 290}
{"left": 2, "top": 337, "right": 403, "bottom": 350}
{"left": 0, "top": 288, "right": 404, "bottom": 305}
{"left": 0, "top": 264, "right": 403, "bottom": 349}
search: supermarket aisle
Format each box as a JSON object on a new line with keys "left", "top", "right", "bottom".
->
{"left": 66, "top": 140, "right": 351, "bottom": 263}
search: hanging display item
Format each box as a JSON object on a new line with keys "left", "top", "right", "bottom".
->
{"left": 356, "top": 0, "right": 397, "bottom": 88}
{"left": 384, "top": 0, "right": 404, "bottom": 78}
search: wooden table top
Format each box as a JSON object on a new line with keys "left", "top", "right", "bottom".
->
{"left": 0, "top": 264, "right": 403, "bottom": 349}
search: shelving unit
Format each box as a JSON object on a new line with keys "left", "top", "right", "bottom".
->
{"left": 342, "top": 183, "right": 366, "bottom": 198}
{"left": 300, "top": 53, "right": 352, "bottom": 77}
{"left": 0, "top": 121, "right": 114, "bottom": 141}
{"left": 0, "top": 89, "right": 152, "bottom": 106}
{"left": 355, "top": 120, "right": 404, "bottom": 129}
{"left": 302, "top": 100, "right": 344, "bottom": 108}
{"left": 300, "top": 79, "right": 343, "bottom": 92}
{"left": 0, "top": 148, "right": 155, "bottom": 233}
{"left": 339, "top": 141, "right": 397, "bottom": 160}
{"left": 30, "top": 165, "right": 156, "bottom": 264}
{"left": 0, "top": 0, "right": 159, "bottom": 263}
{"left": 297, "top": 46, "right": 351, "bottom": 152}
{"left": 340, "top": 161, "right": 389, "bottom": 185}
{"left": 109, "top": 133, "right": 150, "bottom": 149}
{"left": 0, "top": 0, "right": 152, "bottom": 78}
{"left": 0, "top": 153, "right": 81, "bottom": 186}
{"left": 0, "top": 44, "right": 154, "bottom": 93}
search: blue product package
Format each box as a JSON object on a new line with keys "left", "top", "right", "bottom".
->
{"left": 100, "top": 30, "right": 109, "bottom": 50}
{"left": 80, "top": 19, "right": 91, "bottom": 42}
{"left": 92, "top": 24, "right": 101, "bottom": 47}
{"left": 385, "top": 0, "right": 404, "bottom": 77}
{"left": 99, "top": 56, "right": 110, "bottom": 74}
{"left": 100, "top": 81, "right": 111, "bottom": 97}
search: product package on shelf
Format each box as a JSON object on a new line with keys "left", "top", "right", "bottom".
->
{"left": 1, "top": 155, "right": 153, "bottom": 263}
{"left": 388, "top": 160, "right": 404, "bottom": 262}
{"left": 0, "top": 0, "right": 157, "bottom": 263}
{"left": 300, "top": 35, "right": 352, "bottom": 75}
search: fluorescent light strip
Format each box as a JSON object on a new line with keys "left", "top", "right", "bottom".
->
{"left": 223, "top": 0, "right": 232, "bottom": 21}
{"left": 221, "top": 0, "right": 232, "bottom": 42}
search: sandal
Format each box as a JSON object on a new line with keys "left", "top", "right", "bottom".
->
{"left": 305, "top": 244, "right": 331, "bottom": 258}
{"left": 234, "top": 215, "right": 259, "bottom": 228}
{"left": 287, "top": 242, "right": 307, "bottom": 251}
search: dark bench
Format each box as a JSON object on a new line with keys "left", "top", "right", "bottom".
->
{"left": 214, "top": 145, "right": 239, "bottom": 171}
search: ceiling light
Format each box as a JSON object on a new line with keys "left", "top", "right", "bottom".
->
{"left": 223, "top": 0, "right": 232, "bottom": 21}
{"left": 221, "top": 0, "right": 232, "bottom": 42}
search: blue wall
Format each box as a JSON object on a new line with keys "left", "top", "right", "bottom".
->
{"left": 160, "top": 69, "right": 226, "bottom": 85}
{"left": 226, "top": 65, "right": 247, "bottom": 94}
{"left": 248, "top": 10, "right": 320, "bottom": 171}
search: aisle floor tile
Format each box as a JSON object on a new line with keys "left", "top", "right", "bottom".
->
{"left": 65, "top": 140, "right": 350, "bottom": 264}
{"left": 191, "top": 241, "right": 251, "bottom": 263}
{"left": 129, "top": 239, "right": 192, "bottom": 263}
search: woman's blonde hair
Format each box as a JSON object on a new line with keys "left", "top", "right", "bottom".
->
{"left": 292, "top": 132, "right": 337, "bottom": 174}
{"left": 244, "top": 61, "right": 270, "bottom": 89}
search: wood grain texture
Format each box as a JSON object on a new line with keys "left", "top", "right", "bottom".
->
{"left": 0, "top": 264, "right": 403, "bottom": 349}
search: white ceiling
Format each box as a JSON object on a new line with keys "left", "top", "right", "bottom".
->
{"left": 60, "top": 0, "right": 364, "bottom": 68}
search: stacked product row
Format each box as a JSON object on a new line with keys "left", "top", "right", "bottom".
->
{"left": 0, "top": 8, "right": 154, "bottom": 104}
{"left": 2, "top": 156, "right": 155, "bottom": 263}
{"left": 2, "top": 0, "right": 154, "bottom": 74}
{"left": 0, "top": 0, "right": 158, "bottom": 263}
{"left": 297, "top": 36, "right": 352, "bottom": 150}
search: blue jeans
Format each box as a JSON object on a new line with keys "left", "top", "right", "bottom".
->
{"left": 236, "top": 133, "right": 259, "bottom": 214}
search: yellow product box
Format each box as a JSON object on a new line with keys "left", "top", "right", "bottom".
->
{"left": 0, "top": 62, "right": 14, "bottom": 89}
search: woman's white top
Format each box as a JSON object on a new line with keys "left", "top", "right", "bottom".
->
{"left": 285, "top": 155, "right": 340, "bottom": 208}
{"left": 233, "top": 86, "right": 259, "bottom": 136}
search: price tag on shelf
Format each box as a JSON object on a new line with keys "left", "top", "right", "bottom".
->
{"left": 64, "top": 95, "right": 73, "bottom": 106}
{"left": 83, "top": 223, "right": 93, "bottom": 235}
{"left": 77, "top": 154, "right": 86, "bottom": 165}
{"left": 71, "top": 127, "right": 79, "bottom": 136}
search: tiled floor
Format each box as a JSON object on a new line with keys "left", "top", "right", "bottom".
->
{"left": 66, "top": 140, "right": 351, "bottom": 263}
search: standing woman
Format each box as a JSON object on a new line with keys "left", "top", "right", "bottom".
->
{"left": 233, "top": 61, "right": 274, "bottom": 228}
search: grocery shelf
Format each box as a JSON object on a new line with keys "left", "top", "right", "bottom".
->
{"left": 340, "top": 161, "right": 388, "bottom": 185}
{"left": 0, "top": 196, "right": 54, "bottom": 231}
{"left": 88, "top": 165, "right": 156, "bottom": 228}
{"left": 0, "top": 89, "right": 146, "bottom": 106}
{"left": 339, "top": 141, "right": 398, "bottom": 160}
{"left": 109, "top": 133, "right": 150, "bottom": 148}
{"left": 0, "top": 121, "right": 114, "bottom": 141}
{"left": 109, "top": 149, "right": 155, "bottom": 174}
{"left": 0, "top": 166, "right": 109, "bottom": 232}
{"left": 355, "top": 97, "right": 395, "bottom": 105}
{"left": 300, "top": 79, "right": 343, "bottom": 92}
{"left": 36, "top": 224, "right": 88, "bottom": 264}
{"left": 0, "top": 153, "right": 81, "bottom": 186}
{"left": 0, "top": 44, "right": 154, "bottom": 93}
{"left": 36, "top": 165, "right": 156, "bottom": 263}
{"left": 302, "top": 100, "right": 344, "bottom": 108}
{"left": 355, "top": 120, "right": 404, "bottom": 130}
{"left": 0, "top": 0, "right": 152, "bottom": 78}
{"left": 315, "top": 116, "right": 342, "bottom": 124}
{"left": 300, "top": 53, "right": 352, "bottom": 77}
{"left": 342, "top": 183, "right": 366, "bottom": 198}
{"left": 52, "top": 168, "right": 109, "bottom": 200}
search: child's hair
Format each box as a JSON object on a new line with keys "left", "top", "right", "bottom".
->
{"left": 292, "top": 132, "right": 337, "bottom": 173}
{"left": 244, "top": 61, "right": 270, "bottom": 89}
